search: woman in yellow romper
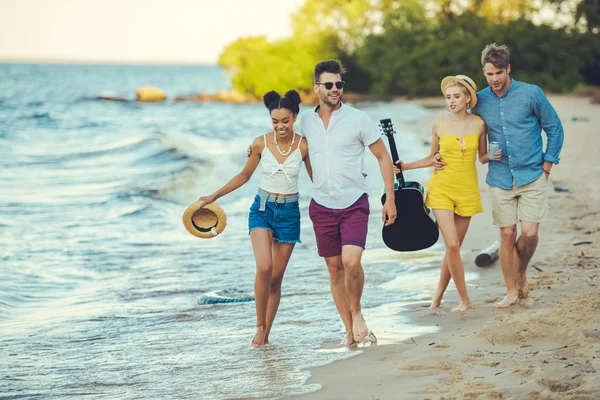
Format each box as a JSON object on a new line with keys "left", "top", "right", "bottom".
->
{"left": 396, "top": 75, "right": 501, "bottom": 312}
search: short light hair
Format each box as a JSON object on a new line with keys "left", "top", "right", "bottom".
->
{"left": 481, "top": 43, "right": 510, "bottom": 69}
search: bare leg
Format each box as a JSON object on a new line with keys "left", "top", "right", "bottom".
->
{"left": 515, "top": 221, "right": 539, "bottom": 299}
{"left": 250, "top": 229, "right": 273, "bottom": 347}
{"left": 341, "top": 245, "right": 369, "bottom": 341}
{"left": 432, "top": 209, "right": 472, "bottom": 312}
{"left": 324, "top": 256, "right": 354, "bottom": 346}
{"left": 496, "top": 225, "right": 519, "bottom": 308}
{"left": 263, "top": 241, "right": 295, "bottom": 344}
{"left": 431, "top": 213, "right": 472, "bottom": 308}
{"left": 431, "top": 255, "right": 449, "bottom": 309}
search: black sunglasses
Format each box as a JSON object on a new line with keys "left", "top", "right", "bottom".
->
{"left": 317, "top": 81, "right": 345, "bottom": 90}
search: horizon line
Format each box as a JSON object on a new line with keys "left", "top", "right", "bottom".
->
{"left": 0, "top": 57, "right": 220, "bottom": 67}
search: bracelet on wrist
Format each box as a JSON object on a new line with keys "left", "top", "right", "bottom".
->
{"left": 543, "top": 168, "right": 550, "bottom": 175}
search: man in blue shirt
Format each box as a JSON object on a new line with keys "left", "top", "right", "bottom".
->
{"left": 435, "top": 43, "right": 564, "bottom": 308}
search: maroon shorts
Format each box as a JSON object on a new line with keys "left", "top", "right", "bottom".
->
{"left": 309, "top": 194, "right": 370, "bottom": 258}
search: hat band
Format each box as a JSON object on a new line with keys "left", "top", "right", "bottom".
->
{"left": 461, "top": 78, "right": 474, "bottom": 90}
{"left": 192, "top": 217, "right": 219, "bottom": 235}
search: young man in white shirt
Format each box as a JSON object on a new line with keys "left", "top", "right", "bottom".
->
{"left": 301, "top": 60, "right": 396, "bottom": 346}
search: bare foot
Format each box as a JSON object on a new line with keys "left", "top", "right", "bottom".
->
{"left": 430, "top": 296, "right": 442, "bottom": 309}
{"left": 340, "top": 331, "right": 355, "bottom": 347}
{"left": 251, "top": 327, "right": 266, "bottom": 347}
{"left": 451, "top": 301, "right": 472, "bottom": 313}
{"left": 359, "top": 330, "right": 377, "bottom": 346}
{"left": 518, "top": 272, "right": 529, "bottom": 299}
{"left": 495, "top": 293, "right": 519, "bottom": 308}
{"left": 352, "top": 312, "right": 368, "bottom": 342}
{"left": 518, "top": 285, "right": 529, "bottom": 300}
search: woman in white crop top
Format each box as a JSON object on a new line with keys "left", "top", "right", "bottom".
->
{"left": 199, "top": 90, "right": 312, "bottom": 347}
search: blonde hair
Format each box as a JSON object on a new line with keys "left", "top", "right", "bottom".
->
{"left": 443, "top": 81, "right": 472, "bottom": 108}
{"left": 443, "top": 81, "right": 471, "bottom": 98}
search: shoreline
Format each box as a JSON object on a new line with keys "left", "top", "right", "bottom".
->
{"left": 90, "top": 87, "right": 600, "bottom": 106}
{"left": 290, "top": 95, "right": 600, "bottom": 399}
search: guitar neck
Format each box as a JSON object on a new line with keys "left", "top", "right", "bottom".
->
{"left": 387, "top": 134, "right": 401, "bottom": 164}
{"left": 380, "top": 118, "right": 405, "bottom": 186}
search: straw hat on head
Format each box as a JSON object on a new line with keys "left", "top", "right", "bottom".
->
{"left": 440, "top": 75, "right": 478, "bottom": 108}
{"left": 182, "top": 200, "right": 227, "bottom": 239}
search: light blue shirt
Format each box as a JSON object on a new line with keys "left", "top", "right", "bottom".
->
{"left": 471, "top": 79, "right": 564, "bottom": 190}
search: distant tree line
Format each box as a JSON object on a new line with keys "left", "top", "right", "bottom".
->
{"left": 218, "top": 0, "right": 600, "bottom": 97}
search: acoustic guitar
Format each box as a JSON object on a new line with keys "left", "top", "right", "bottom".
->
{"left": 380, "top": 118, "right": 439, "bottom": 251}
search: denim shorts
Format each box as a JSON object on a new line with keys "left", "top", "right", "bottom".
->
{"left": 248, "top": 189, "right": 301, "bottom": 244}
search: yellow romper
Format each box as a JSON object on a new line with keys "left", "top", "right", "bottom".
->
{"left": 425, "top": 116, "right": 484, "bottom": 217}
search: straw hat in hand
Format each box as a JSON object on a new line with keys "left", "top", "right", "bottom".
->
{"left": 182, "top": 200, "right": 227, "bottom": 238}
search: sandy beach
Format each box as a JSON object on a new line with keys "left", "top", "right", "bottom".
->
{"left": 293, "top": 95, "right": 600, "bottom": 399}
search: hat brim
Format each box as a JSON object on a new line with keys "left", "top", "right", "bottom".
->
{"left": 182, "top": 200, "right": 227, "bottom": 239}
{"left": 441, "top": 76, "right": 478, "bottom": 108}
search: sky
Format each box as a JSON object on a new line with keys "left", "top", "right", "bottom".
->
{"left": 0, "top": 0, "right": 306, "bottom": 64}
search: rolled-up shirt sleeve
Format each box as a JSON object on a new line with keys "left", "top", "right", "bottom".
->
{"left": 359, "top": 113, "right": 381, "bottom": 147}
{"left": 533, "top": 86, "right": 564, "bottom": 164}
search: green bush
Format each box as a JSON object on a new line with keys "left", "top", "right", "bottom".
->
{"left": 358, "top": 12, "right": 598, "bottom": 96}
{"left": 218, "top": 2, "right": 600, "bottom": 97}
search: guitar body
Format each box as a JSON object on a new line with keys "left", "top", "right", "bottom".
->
{"left": 379, "top": 118, "right": 439, "bottom": 251}
{"left": 381, "top": 182, "right": 439, "bottom": 251}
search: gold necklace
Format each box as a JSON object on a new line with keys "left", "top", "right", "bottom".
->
{"left": 273, "top": 132, "right": 295, "bottom": 156}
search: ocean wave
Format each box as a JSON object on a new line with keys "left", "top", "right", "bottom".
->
{"left": 17, "top": 112, "right": 53, "bottom": 121}
{"left": 0, "top": 63, "right": 440, "bottom": 400}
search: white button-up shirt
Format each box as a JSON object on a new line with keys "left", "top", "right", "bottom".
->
{"left": 299, "top": 103, "right": 380, "bottom": 209}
